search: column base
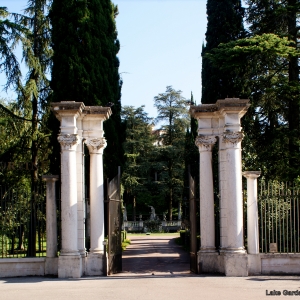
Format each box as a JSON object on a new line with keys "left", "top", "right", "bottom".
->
{"left": 197, "top": 251, "right": 224, "bottom": 274}
{"left": 219, "top": 247, "right": 246, "bottom": 254}
{"left": 222, "top": 252, "right": 248, "bottom": 277}
{"left": 45, "top": 257, "right": 58, "bottom": 276}
{"left": 85, "top": 252, "right": 106, "bottom": 276}
{"left": 199, "top": 247, "right": 216, "bottom": 253}
{"left": 58, "top": 254, "right": 82, "bottom": 278}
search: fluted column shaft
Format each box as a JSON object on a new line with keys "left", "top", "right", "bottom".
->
{"left": 85, "top": 137, "right": 106, "bottom": 253}
{"left": 196, "top": 135, "right": 217, "bottom": 252}
{"left": 58, "top": 134, "right": 81, "bottom": 256}
{"left": 223, "top": 131, "right": 245, "bottom": 253}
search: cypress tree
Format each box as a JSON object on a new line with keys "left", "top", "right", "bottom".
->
{"left": 50, "top": 0, "right": 123, "bottom": 178}
{"left": 201, "top": 0, "right": 245, "bottom": 104}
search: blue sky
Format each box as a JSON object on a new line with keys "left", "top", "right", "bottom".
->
{"left": 1, "top": 0, "right": 207, "bottom": 118}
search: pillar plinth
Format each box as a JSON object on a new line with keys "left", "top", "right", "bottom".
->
{"left": 242, "top": 171, "right": 261, "bottom": 254}
{"left": 223, "top": 131, "right": 246, "bottom": 253}
{"left": 196, "top": 135, "right": 217, "bottom": 252}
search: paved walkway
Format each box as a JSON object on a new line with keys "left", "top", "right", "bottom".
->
{"left": 120, "top": 234, "right": 190, "bottom": 276}
{"left": 1, "top": 234, "right": 300, "bottom": 300}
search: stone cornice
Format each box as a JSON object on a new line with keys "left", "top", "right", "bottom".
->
{"left": 189, "top": 98, "right": 250, "bottom": 118}
{"left": 83, "top": 106, "right": 112, "bottom": 120}
{"left": 51, "top": 101, "right": 85, "bottom": 119}
{"left": 242, "top": 171, "right": 261, "bottom": 179}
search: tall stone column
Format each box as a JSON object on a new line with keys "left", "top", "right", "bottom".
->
{"left": 85, "top": 137, "right": 106, "bottom": 253}
{"left": 196, "top": 135, "right": 217, "bottom": 252}
{"left": 43, "top": 175, "right": 59, "bottom": 275}
{"left": 76, "top": 117, "right": 86, "bottom": 258}
{"left": 51, "top": 101, "right": 85, "bottom": 278}
{"left": 223, "top": 131, "right": 245, "bottom": 253}
{"left": 218, "top": 127, "right": 228, "bottom": 251}
{"left": 222, "top": 131, "right": 248, "bottom": 277}
{"left": 82, "top": 106, "right": 111, "bottom": 276}
{"left": 242, "top": 171, "right": 261, "bottom": 254}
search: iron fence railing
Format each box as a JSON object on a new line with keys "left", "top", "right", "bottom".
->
{"left": 0, "top": 183, "right": 47, "bottom": 258}
{"left": 257, "top": 181, "right": 300, "bottom": 253}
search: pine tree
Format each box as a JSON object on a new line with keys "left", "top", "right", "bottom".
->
{"left": 17, "top": 0, "right": 52, "bottom": 256}
{"left": 201, "top": 0, "right": 245, "bottom": 104}
{"left": 50, "top": 0, "right": 123, "bottom": 178}
{"left": 154, "top": 86, "right": 189, "bottom": 220}
{"left": 0, "top": 7, "right": 23, "bottom": 90}
{"left": 121, "top": 105, "right": 154, "bottom": 220}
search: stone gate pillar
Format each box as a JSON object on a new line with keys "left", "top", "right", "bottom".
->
{"left": 190, "top": 98, "right": 250, "bottom": 276}
{"left": 51, "top": 101, "right": 85, "bottom": 278}
{"left": 82, "top": 106, "right": 112, "bottom": 276}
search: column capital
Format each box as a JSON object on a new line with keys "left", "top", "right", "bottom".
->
{"left": 85, "top": 137, "right": 107, "bottom": 154}
{"left": 58, "top": 134, "right": 81, "bottom": 150}
{"left": 242, "top": 171, "right": 261, "bottom": 179}
{"left": 195, "top": 135, "right": 217, "bottom": 151}
{"left": 223, "top": 131, "right": 244, "bottom": 145}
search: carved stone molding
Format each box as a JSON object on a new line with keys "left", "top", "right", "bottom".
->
{"left": 58, "top": 134, "right": 80, "bottom": 150}
{"left": 223, "top": 131, "right": 244, "bottom": 145}
{"left": 195, "top": 135, "right": 217, "bottom": 150}
{"left": 85, "top": 137, "right": 107, "bottom": 153}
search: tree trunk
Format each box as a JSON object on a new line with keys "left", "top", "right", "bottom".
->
{"left": 169, "top": 189, "right": 173, "bottom": 221}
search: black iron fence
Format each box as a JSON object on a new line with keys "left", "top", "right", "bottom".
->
{"left": 0, "top": 183, "right": 48, "bottom": 258}
{"left": 257, "top": 181, "right": 300, "bottom": 253}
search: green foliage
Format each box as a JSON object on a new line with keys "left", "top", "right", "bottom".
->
{"left": 154, "top": 86, "right": 189, "bottom": 220}
{"left": 121, "top": 238, "right": 130, "bottom": 251}
{"left": 121, "top": 105, "right": 155, "bottom": 218}
{"left": 201, "top": 0, "right": 245, "bottom": 104}
{"left": 50, "top": 0, "right": 123, "bottom": 179}
{"left": 0, "top": 7, "right": 24, "bottom": 90}
{"left": 143, "top": 219, "right": 162, "bottom": 233}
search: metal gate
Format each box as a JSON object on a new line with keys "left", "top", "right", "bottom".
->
{"left": 106, "top": 167, "right": 122, "bottom": 275}
{"left": 189, "top": 169, "right": 198, "bottom": 273}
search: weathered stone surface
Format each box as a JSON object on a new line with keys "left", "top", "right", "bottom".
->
{"left": 85, "top": 253, "right": 105, "bottom": 276}
{"left": 198, "top": 252, "right": 224, "bottom": 274}
{"left": 223, "top": 253, "right": 248, "bottom": 277}
{"left": 0, "top": 258, "right": 45, "bottom": 278}
{"left": 58, "top": 255, "right": 82, "bottom": 278}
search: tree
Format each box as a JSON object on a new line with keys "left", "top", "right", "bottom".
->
{"left": 245, "top": 0, "right": 300, "bottom": 179}
{"left": 154, "top": 86, "right": 189, "bottom": 220}
{"left": 15, "top": 0, "right": 52, "bottom": 256}
{"left": 121, "top": 105, "right": 154, "bottom": 220}
{"left": 0, "top": 1, "right": 52, "bottom": 256}
{"left": 50, "top": 0, "right": 123, "bottom": 179}
{"left": 0, "top": 7, "right": 23, "bottom": 90}
{"left": 201, "top": 0, "right": 245, "bottom": 104}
